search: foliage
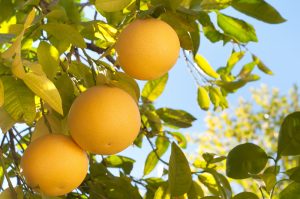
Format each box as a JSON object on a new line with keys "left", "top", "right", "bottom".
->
{"left": 0, "top": 0, "right": 297, "bottom": 198}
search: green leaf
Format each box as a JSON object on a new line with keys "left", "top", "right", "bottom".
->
{"left": 252, "top": 54, "right": 273, "bottom": 75}
{"left": 0, "top": 108, "right": 15, "bottom": 133}
{"left": 169, "top": 142, "right": 192, "bottom": 196}
{"left": 68, "top": 62, "right": 94, "bottom": 88}
{"left": 54, "top": 74, "right": 75, "bottom": 115}
{"left": 233, "top": 192, "right": 259, "bottom": 199}
{"left": 154, "top": 183, "right": 171, "bottom": 199}
{"left": 279, "top": 182, "right": 300, "bottom": 199}
{"left": 197, "top": 86, "right": 210, "bottom": 111}
{"left": 232, "top": 0, "right": 286, "bottom": 24}
{"left": 42, "top": 23, "right": 86, "bottom": 48}
{"left": 144, "top": 109, "right": 162, "bottom": 133}
{"left": 197, "top": 173, "right": 219, "bottom": 195}
{"left": 238, "top": 62, "right": 256, "bottom": 78}
{"left": 1, "top": 76, "right": 36, "bottom": 124}
{"left": 0, "top": 34, "right": 15, "bottom": 44}
{"left": 168, "top": 132, "right": 187, "bottom": 149}
{"left": 195, "top": 54, "right": 219, "bottom": 79}
{"left": 198, "top": 12, "right": 224, "bottom": 43}
{"left": 144, "top": 136, "right": 169, "bottom": 176}
{"left": 187, "top": 181, "right": 204, "bottom": 199}
{"left": 37, "top": 41, "right": 60, "bottom": 80}
{"left": 205, "top": 169, "right": 232, "bottom": 199}
{"left": 156, "top": 108, "right": 196, "bottom": 128}
{"left": 0, "top": 79, "right": 3, "bottom": 107}
{"left": 195, "top": 0, "right": 231, "bottom": 10}
{"left": 286, "top": 167, "right": 300, "bottom": 183}
{"left": 142, "top": 74, "right": 168, "bottom": 102}
{"left": 226, "top": 143, "right": 268, "bottom": 179}
{"left": 104, "top": 155, "right": 135, "bottom": 174}
{"left": 277, "top": 112, "right": 300, "bottom": 157}
{"left": 95, "top": 0, "right": 131, "bottom": 12}
{"left": 226, "top": 50, "right": 245, "bottom": 70}
{"left": 111, "top": 72, "right": 140, "bottom": 103}
{"left": 23, "top": 72, "right": 63, "bottom": 115}
{"left": 217, "top": 13, "right": 257, "bottom": 43}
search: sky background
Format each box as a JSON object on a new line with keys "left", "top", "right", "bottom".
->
{"left": 117, "top": 0, "right": 300, "bottom": 182}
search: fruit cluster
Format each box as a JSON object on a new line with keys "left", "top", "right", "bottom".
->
{"left": 20, "top": 18, "right": 180, "bottom": 196}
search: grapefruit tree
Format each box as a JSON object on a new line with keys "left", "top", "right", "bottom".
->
{"left": 0, "top": 0, "right": 298, "bottom": 198}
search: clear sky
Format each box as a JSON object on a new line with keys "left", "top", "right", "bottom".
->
{"left": 119, "top": 0, "right": 300, "bottom": 180}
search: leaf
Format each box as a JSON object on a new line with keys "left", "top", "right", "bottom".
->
{"left": 104, "top": 155, "right": 135, "bottom": 174}
{"left": 0, "top": 34, "right": 15, "bottom": 44}
{"left": 42, "top": 23, "right": 86, "bottom": 48}
{"left": 0, "top": 186, "right": 23, "bottom": 199}
{"left": 154, "top": 183, "right": 171, "bottom": 199}
{"left": 1, "top": 76, "right": 36, "bottom": 124}
{"left": 277, "top": 112, "right": 300, "bottom": 157}
{"left": 226, "top": 51, "right": 246, "bottom": 72}
{"left": 238, "top": 62, "right": 256, "bottom": 78}
{"left": 233, "top": 192, "right": 259, "bottom": 199}
{"left": 286, "top": 167, "right": 300, "bottom": 183}
{"left": 144, "top": 109, "right": 162, "bottom": 133}
{"left": 217, "top": 13, "right": 257, "bottom": 43}
{"left": 195, "top": 0, "right": 231, "bottom": 10}
{"left": 168, "top": 0, "right": 182, "bottom": 11}
{"left": 95, "top": 0, "right": 131, "bottom": 12}
{"left": 156, "top": 108, "right": 196, "bottom": 128}
{"left": 168, "top": 132, "right": 187, "bottom": 149}
{"left": 144, "top": 136, "right": 169, "bottom": 176}
{"left": 0, "top": 79, "right": 3, "bottom": 107}
{"left": 169, "top": 142, "right": 192, "bottom": 196}
{"left": 0, "top": 108, "right": 15, "bottom": 133}
{"left": 142, "top": 74, "right": 168, "bottom": 102}
{"left": 111, "top": 72, "right": 140, "bottom": 103}
{"left": 232, "top": 0, "right": 286, "bottom": 24}
{"left": 69, "top": 62, "right": 94, "bottom": 88}
{"left": 23, "top": 72, "right": 63, "bottom": 115}
{"left": 195, "top": 54, "right": 219, "bottom": 79}
{"left": 197, "top": 86, "right": 210, "bottom": 111}
{"left": 226, "top": 143, "right": 268, "bottom": 179}
{"left": 252, "top": 54, "right": 273, "bottom": 75}
{"left": 37, "top": 41, "right": 60, "bottom": 80}
{"left": 279, "top": 182, "right": 300, "bottom": 199}
{"left": 197, "top": 173, "right": 219, "bottom": 195}
{"left": 205, "top": 169, "right": 232, "bottom": 199}
{"left": 187, "top": 181, "right": 204, "bottom": 199}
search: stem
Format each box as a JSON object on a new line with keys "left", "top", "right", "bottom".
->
{"left": 8, "top": 130, "right": 21, "bottom": 185}
{"left": 259, "top": 186, "right": 265, "bottom": 199}
{"left": 0, "top": 149, "right": 18, "bottom": 199}
{"left": 40, "top": 98, "right": 52, "bottom": 134}
{"left": 145, "top": 135, "right": 169, "bottom": 166}
{"left": 136, "top": 0, "right": 141, "bottom": 12}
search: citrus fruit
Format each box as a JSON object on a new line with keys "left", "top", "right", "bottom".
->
{"left": 115, "top": 18, "right": 180, "bottom": 80}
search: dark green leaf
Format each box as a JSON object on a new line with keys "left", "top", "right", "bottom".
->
{"left": 156, "top": 108, "right": 196, "bottom": 128}
{"left": 187, "top": 181, "right": 204, "bottom": 199}
{"left": 217, "top": 13, "right": 257, "bottom": 43}
{"left": 279, "top": 182, "right": 300, "bottom": 199}
{"left": 169, "top": 142, "right": 192, "bottom": 196}
{"left": 277, "top": 112, "right": 300, "bottom": 156}
{"left": 198, "top": 12, "right": 224, "bottom": 43}
{"left": 226, "top": 143, "right": 268, "bottom": 179}
{"left": 286, "top": 167, "right": 300, "bottom": 183}
{"left": 142, "top": 73, "right": 168, "bottom": 102}
{"left": 233, "top": 192, "right": 259, "bottom": 199}
{"left": 232, "top": 0, "right": 286, "bottom": 24}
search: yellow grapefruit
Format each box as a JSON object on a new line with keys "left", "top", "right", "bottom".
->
{"left": 20, "top": 134, "right": 88, "bottom": 196}
{"left": 67, "top": 86, "right": 141, "bottom": 155}
{"left": 115, "top": 18, "right": 180, "bottom": 80}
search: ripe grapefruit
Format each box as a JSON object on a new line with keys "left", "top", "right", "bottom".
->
{"left": 20, "top": 134, "right": 88, "bottom": 196}
{"left": 67, "top": 86, "right": 141, "bottom": 155}
{"left": 115, "top": 18, "right": 180, "bottom": 80}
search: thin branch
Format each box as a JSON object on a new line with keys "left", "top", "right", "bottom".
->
{"left": 40, "top": 98, "right": 52, "bottom": 134}
{"left": 145, "top": 135, "right": 169, "bottom": 166}
{"left": 0, "top": 149, "right": 18, "bottom": 199}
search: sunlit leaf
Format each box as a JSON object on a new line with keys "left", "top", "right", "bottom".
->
{"left": 232, "top": 0, "right": 286, "bottom": 24}
{"left": 23, "top": 72, "right": 63, "bottom": 115}
{"left": 279, "top": 182, "right": 300, "bottom": 199}
{"left": 195, "top": 54, "right": 219, "bottom": 79}
{"left": 233, "top": 192, "right": 259, "bottom": 199}
{"left": 95, "top": 0, "right": 131, "bottom": 12}
{"left": 142, "top": 74, "right": 168, "bottom": 102}
{"left": 217, "top": 13, "right": 257, "bottom": 43}
{"left": 156, "top": 108, "right": 196, "bottom": 128}
{"left": 169, "top": 142, "right": 192, "bottom": 196}
{"left": 197, "top": 86, "right": 210, "bottom": 111}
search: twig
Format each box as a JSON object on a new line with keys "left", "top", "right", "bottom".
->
{"left": 40, "top": 98, "right": 52, "bottom": 134}
{"left": 145, "top": 136, "right": 169, "bottom": 166}
{"left": 0, "top": 149, "right": 18, "bottom": 199}
{"left": 8, "top": 129, "right": 21, "bottom": 185}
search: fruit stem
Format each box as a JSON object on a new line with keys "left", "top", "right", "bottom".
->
{"left": 136, "top": 0, "right": 141, "bottom": 12}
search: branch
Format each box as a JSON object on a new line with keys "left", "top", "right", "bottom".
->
{"left": 85, "top": 43, "right": 117, "bottom": 67}
{"left": 0, "top": 149, "right": 18, "bottom": 199}
{"left": 8, "top": 130, "right": 21, "bottom": 185}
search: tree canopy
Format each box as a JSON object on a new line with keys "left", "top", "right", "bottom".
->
{"left": 0, "top": 0, "right": 299, "bottom": 199}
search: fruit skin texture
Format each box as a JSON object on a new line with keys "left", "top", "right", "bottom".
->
{"left": 20, "top": 134, "right": 88, "bottom": 196}
{"left": 68, "top": 86, "right": 141, "bottom": 155}
{"left": 115, "top": 18, "right": 180, "bottom": 80}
